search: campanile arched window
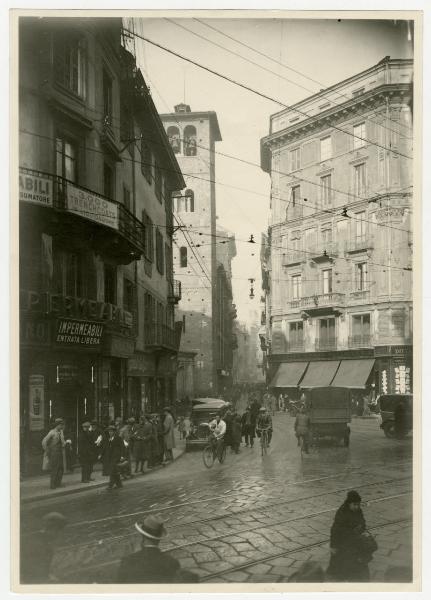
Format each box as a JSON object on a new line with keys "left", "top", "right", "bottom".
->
{"left": 184, "top": 125, "right": 197, "bottom": 156}
{"left": 185, "top": 189, "right": 194, "bottom": 212}
{"left": 180, "top": 246, "right": 188, "bottom": 267}
{"left": 167, "top": 125, "right": 181, "bottom": 154}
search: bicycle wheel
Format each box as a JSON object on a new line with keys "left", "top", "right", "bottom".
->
{"left": 218, "top": 445, "right": 227, "bottom": 464}
{"left": 202, "top": 445, "right": 215, "bottom": 468}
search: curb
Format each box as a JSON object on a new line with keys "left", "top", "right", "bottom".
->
{"left": 21, "top": 446, "right": 186, "bottom": 504}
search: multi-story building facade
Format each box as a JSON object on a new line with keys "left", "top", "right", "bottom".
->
{"left": 160, "top": 104, "right": 224, "bottom": 397}
{"left": 19, "top": 17, "right": 185, "bottom": 468}
{"left": 260, "top": 57, "right": 413, "bottom": 400}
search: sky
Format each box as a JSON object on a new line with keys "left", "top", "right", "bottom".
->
{"left": 128, "top": 17, "right": 413, "bottom": 327}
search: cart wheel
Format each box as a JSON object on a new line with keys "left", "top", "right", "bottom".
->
{"left": 383, "top": 422, "right": 396, "bottom": 439}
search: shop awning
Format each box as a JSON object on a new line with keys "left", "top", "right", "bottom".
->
{"left": 270, "top": 362, "right": 308, "bottom": 388}
{"left": 331, "top": 359, "right": 375, "bottom": 389}
{"left": 300, "top": 360, "right": 340, "bottom": 388}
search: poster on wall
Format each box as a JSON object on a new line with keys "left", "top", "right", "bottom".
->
{"left": 28, "top": 374, "right": 45, "bottom": 431}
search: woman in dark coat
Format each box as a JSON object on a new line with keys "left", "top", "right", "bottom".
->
{"left": 327, "top": 490, "right": 372, "bottom": 582}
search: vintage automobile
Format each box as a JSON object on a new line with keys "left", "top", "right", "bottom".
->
{"left": 185, "top": 399, "right": 230, "bottom": 451}
{"left": 379, "top": 393, "right": 413, "bottom": 438}
{"left": 306, "top": 386, "right": 352, "bottom": 447}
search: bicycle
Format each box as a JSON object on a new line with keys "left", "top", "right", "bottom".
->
{"left": 202, "top": 436, "right": 226, "bottom": 468}
{"left": 259, "top": 428, "right": 270, "bottom": 456}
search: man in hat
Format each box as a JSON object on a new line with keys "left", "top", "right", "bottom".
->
{"left": 163, "top": 407, "right": 175, "bottom": 464}
{"left": 117, "top": 516, "right": 180, "bottom": 583}
{"left": 101, "top": 425, "right": 125, "bottom": 489}
{"left": 21, "top": 512, "right": 67, "bottom": 583}
{"left": 78, "top": 421, "right": 95, "bottom": 483}
{"left": 42, "top": 418, "right": 66, "bottom": 489}
{"left": 119, "top": 417, "right": 136, "bottom": 478}
{"left": 327, "top": 490, "right": 372, "bottom": 581}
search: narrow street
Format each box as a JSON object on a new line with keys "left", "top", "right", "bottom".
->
{"left": 21, "top": 413, "right": 413, "bottom": 583}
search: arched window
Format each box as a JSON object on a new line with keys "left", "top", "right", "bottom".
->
{"left": 185, "top": 189, "right": 194, "bottom": 212}
{"left": 180, "top": 247, "right": 188, "bottom": 267}
{"left": 184, "top": 125, "right": 197, "bottom": 156}
{"left": 167, "top": 126, "right": 181, "bottom": 154}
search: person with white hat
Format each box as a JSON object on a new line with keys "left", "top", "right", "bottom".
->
{"left": 117, "top": 516, "right": 181, "bottom": 583}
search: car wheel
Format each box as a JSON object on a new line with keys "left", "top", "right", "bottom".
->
{"left": 383, "top": 422, "right": 396, "bottom": 438}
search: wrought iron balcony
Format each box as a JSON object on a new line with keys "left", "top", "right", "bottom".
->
{"left": 168, "top": 279, "right": 182, "bottom": 304}
{"left": 289, "top": 292, "right": 345, "bottom": 311}
{"left": 315, "top": 337, "right": 337, "bottom": 351}
{"left": 19, "top": 167, "right": 145, "bottom": 264}
{"left": 348, "top": 334, "right": 372, "bottom": 348}
{"left": 144, "top": 323, "right": 177, "bottom": 350}
{"left": 345, "top": 236, "right": 374, "bottom": 253}
{"left": 286, "top": 340, "right": 305, "bottom": 352}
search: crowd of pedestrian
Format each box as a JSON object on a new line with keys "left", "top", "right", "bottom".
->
{"left": 40, "top": 407, "right": 179, "bottom": 491}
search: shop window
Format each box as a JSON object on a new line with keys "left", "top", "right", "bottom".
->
{"left": 104, "top": 263, "right": 117, "bottom": 304}
{"left": 184, "top": 125, "right": 197, "bottom": 156}
{"left": 155, "top": 229, "right": 164, "bottom": 275}
{"left": 180, "top": 246, "right": 188, "bottom": 268}
{"left": 53, "top": 31, "right": 86, "bottom": 98}
{"left": 56, "top": 135, "right": 78, "bottom": 182}
{"left": 167, "top": 126, "right": 181, "bottom": 154}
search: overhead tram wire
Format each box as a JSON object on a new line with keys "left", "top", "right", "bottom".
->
{"left": 122, "top": 27, "right": 413, "bottom": 161}
{"left": 20, "top": 128, "right": 412, "bottom": 238}
{"left": 168, "top": 18, "right": 412, "bottom": 142}
{"left": 193, "top": 17, "right": 413, "bottom": 136}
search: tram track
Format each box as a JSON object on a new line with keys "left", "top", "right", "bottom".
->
{"left": 200, "top": 516, "right": 412, "bottom": 582}
{"left": 51, "top": 472, "right": 412, "bottom": 552}
{"left": 54, "top": 488, "right": 412, "bottom": 581}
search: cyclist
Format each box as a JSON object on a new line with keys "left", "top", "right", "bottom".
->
{"left": 256, "top": 406, "right": 273, "bottom": 446}
{"left": 294, "top": 405, "right": 311, "bottom": 453}
{"left": 208, "top": 413, "right": 226, "bottom": 460}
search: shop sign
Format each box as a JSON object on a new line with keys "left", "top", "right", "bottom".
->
{"left": 128, "top": 355, "right": 155, "bottom": 376}
{"left": 55, "top": 318, "right": 104, "bottom": 348}
{"left": 19, "top": 173, "right": 53, "bottom": 207}
{"left": 21, "top": 290, "right": 132, "bottom": 329}
{"left": 29, "top": 375, "right": 45, "bottom": 431}
{"left": 66, "top": 183, "right": 119, "bottom": 230}
{"left": 394, "top": 364, "right": 411, "bottom": 394}
{"left": 381, "top": 369, "right": 388, "bottom": 394}
{"left": 20, "top": 315, "right": 51, "bottom": 346}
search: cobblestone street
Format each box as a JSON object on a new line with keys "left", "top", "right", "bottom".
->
{"left": 20, "top": 413, "right": 413, "bottom": 584}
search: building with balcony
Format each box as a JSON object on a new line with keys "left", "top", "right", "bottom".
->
{"left": 260, "top": 56, "right": 413, "bottom": 401}
{"left": 160, "top": 104, "right": 229, "bottom": 397}
{"left": 19, "top": 17, "right": 185, "bottom": 469}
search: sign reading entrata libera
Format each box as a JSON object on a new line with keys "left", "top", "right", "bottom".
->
{"left": 56, "top": 318, "right": 104, "bottom": 347}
